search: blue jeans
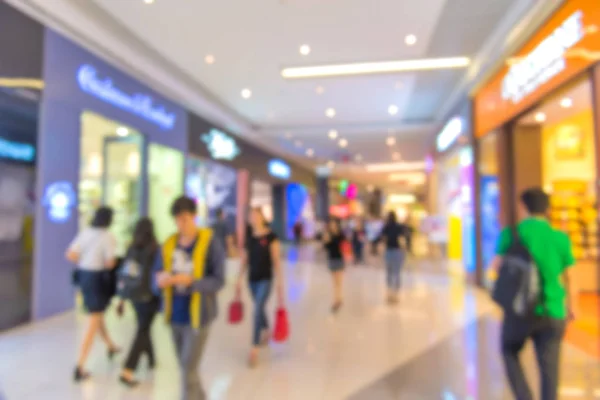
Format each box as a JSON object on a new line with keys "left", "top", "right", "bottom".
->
{"left": 385, "top": 249, "right": 405, "bottom": 291}
{"left": 249, "top": 280, "right": 272, "bottom": 346}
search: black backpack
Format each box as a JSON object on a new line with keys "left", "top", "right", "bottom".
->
{"left": 116, "top": 247, "right": 155, "bottom": 302}
{"left": 492, "top": 227, "right": 542, "bottom": 317}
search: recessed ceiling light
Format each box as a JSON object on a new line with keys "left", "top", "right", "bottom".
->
{"left": 204, "top": 54, "right": 215, "bottom": 65}
{"left": 386, "top": 136, "right": 396, "bottom": 146}
{"left": 306, "top": 148, "right": 314, "bottom": 157}
{"left": 299, "top": 44, "right": 311, "bottom": 56}
{"left": 116, "top": 127, "right": 129, "bottom": 137}
{"left": 560, "top": 97, "right": 573, "bottom": 108}
{"left": 294, "top": 140, "right": 303, "bottom": 147}
{"left": 405, "top": 34, "right": 417, "bottom": 46}
{"left": 241, "top": 88, "right": 252, "bottom": 99}
{"left": 328, "top": 129, "right": 338, "bottom": 139}
{"left": 534, "top": 112, "right": 546, "bottom": 123}
{"left": 316, "top": 86, "right": 325, "bottom": 95}
{"left": 392, "top": 152, "right": 401, "bottom": 160}
{"left": 388, "top": 105, "right": 399, "bottom": 116}
{"left": 325, "top": 108, "right": 336, "bottom": 118}
{"left": 281, "top": 56, "right": 469, "bottom": 79}
{"left": 143, "top": 0, "right": 154, "bottom": 4}
{"left": 339, "top": 138, "right": 348, "bottom": 148}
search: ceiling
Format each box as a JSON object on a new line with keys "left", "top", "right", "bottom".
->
{"left": 8, "top": 0, "right": 558, "bottom": 190}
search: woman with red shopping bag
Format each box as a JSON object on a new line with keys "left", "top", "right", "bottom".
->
{"left": 322, "top": 219, "right": 346, "bottom": 313}
{"left": 235, "top": 207, "right": 285, "bottom": 367}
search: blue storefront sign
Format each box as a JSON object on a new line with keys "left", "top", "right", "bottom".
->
{"left": 268, "top": 159, "right": 291, "bottom": 180}
{"left": 480, "top": 175, "right": 500, "bottom": 268}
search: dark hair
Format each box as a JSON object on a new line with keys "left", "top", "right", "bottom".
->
{"left": 520, "top": 187, "right": 549, "bottom": 215}
{"left": 131, "top": 217, "right": 158, "bottom": 252}
{"left": 386, "top": 211, "right": 397, "bottom": 225}
{"left": 171, "top": 196, "right": 197, "bottom": 216}
{"left": 216, "top": 208, "right": 225, "bottom": 219}
{"left": 91, "top": 206, "right": 113, "bottom": 228}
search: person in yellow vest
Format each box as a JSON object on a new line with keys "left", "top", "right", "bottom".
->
{"left": 154, "top": 196, "right": 225, "bottom": 400}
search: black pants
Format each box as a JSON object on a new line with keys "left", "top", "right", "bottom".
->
{"left": 501, "top": 314, "right": 566, "bottom": 400}
{"left": 352, "top": 241, "right": 364, "bottom": 263}
{"left": 124, "top": 297, "right": 160, "bottom": 371}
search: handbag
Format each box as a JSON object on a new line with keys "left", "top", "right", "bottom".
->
{"left": 273, "top": 307, "right": 290, "bottom": 342}
{"left": 228, "top": 297, "right": 244, "bottom": 324}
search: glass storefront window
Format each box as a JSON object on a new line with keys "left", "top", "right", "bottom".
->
{"left": 149, "top": 144, "right": 184, "bottom": 243}
{"left": 79, "top": 111, "right": 143, "bottom": 256}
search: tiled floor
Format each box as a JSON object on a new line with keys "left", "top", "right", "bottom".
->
{"left": 0, "top": 245, "right": 597, "bottom": 399}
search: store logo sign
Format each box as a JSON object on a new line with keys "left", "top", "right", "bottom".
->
{"left": 77, "top": 64, "right": 176, "bottom": 130}
{"left": 43, "top": 181, "right": 76, "bottom": 223}
{"left": 0, "top": 138, "right": 35, "bottom": 162}
{"left": 436, "top": 117, "right": 463, "bottom": 152}
{"left": 502, "top": 11, "right": 584, "bottom": 104}
{"left": 268, "top": 159, "right": 291, "bottom": 179}
{"left": 202, "top": 129, "right": 240, "bottom": 160}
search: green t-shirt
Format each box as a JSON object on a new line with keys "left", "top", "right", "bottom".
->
{"left": 496, "top": 218, "right": 575, "bottom": 319}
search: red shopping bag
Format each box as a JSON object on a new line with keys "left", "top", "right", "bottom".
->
{"left": 340, "top": 240, "right": 353, "bottom": 263}
{"left": 272, "top": 307, "right": 290, "bottom": 342}
{"left": 228, "top": 297, "right": 244, "bottom": 325}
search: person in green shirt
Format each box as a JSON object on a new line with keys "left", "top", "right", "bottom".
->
{"left": 488, "top": 187, "right": 577, "bottom": 400}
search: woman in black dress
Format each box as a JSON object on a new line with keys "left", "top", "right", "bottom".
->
{"left": 119, "top": 218, "right": 161, "bottom": 387}
{"left": 322, "top": 219, "right": 345, "bottom": 313}
{"left": 236, "top": 207, "right": 284, "bottom": 367}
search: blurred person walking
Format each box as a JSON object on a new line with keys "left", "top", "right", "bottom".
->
{"left": 154, "top": 196, "right": 225, "bottom": 400}
{"left": 118, "top": 218, "right": 161, "bottom": 387}
{"left": 322, "top": 219, "right": 346, "bottom": 313}
{"left": 351, "top": 218, "right": 366, "bottom": 265}
{"left": 236, "top": 207, "right": 284, "bottom": 367}
{"left": 489, "top": 188, "right": 578, "bottom": 400}
{"left": 66, "top": 206, "right": 120, "bottom": 381}
{"left": 380, "top": 211, "right": 409, "bottom": 303}
{"left": 212, "top": 208, "right": 234, "bottom": 257}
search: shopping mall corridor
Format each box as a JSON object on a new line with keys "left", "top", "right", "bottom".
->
{"left": 0, "top": 246, "right": 597, "bottom": 400}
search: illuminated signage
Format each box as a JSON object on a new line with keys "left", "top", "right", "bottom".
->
{"left": 77, "top": 64, "right": 176, "bottom": 130}
{"left": 268, "top": 159, "right": 291, "bottom": 179}
{"left": 43, "top": 181, "right": 76, "bottom": 223}
{"left": 502, "top": 11, "right": 584, "bottom": 104}
{"left": 0, "top": 138, "right": 35, "bottom": 162}
{"left": 202, "top": 129, "right": 240, "bottom": 160}
{"left": 436, "top": 117, "right": 463, "bottom": 152}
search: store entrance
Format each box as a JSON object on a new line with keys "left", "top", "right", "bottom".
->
{"left": 79, "top": 111, "right": 143, "bottom": 256}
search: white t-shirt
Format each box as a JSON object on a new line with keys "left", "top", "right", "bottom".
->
{"left": 68, "top": 227, "right": 116, "bottom": 271}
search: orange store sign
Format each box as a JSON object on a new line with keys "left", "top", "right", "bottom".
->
{"left": 475, "top": 0, "right": 600, "bottom": 137}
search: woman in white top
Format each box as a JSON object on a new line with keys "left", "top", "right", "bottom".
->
{"left": 66, "top": 206, "right": 120, "bottom": 381}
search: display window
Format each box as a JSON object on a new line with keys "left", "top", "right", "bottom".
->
{"left": 250, "top": 180, "right": 273, "bottom": 222}
{"left": 79, "top": 111, "right": 143, "bottom": 256}
{"left": 515, "top": 76, "right": 598, "bottom": 356}
{"left": 149, "top": 144, "right": 184, "bottom": 243}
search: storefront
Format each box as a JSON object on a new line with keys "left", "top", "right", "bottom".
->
{"left": 0, "top": 1, "right": 44, "bottom": 330}
{"left": 34, "top": 30, "right": 188, "bottom": 320}
{"left": 474, "top": 0, "right": 600, "bottom": 356}
{"left": 187, "top": 114, "right": 316, "bottom": 242}
{"left": 431, "top": 103, "right": 475, "bottom": 277}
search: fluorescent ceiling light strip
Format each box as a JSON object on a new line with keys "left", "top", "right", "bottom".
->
{"left": 282, "top": 57, "right": 470, "bottom": 79}
{"left": 0, "top": 78, "right": 44, "bottom": 90}
{"left": 366, "top": 161, "right": 427, "bottom": 173}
